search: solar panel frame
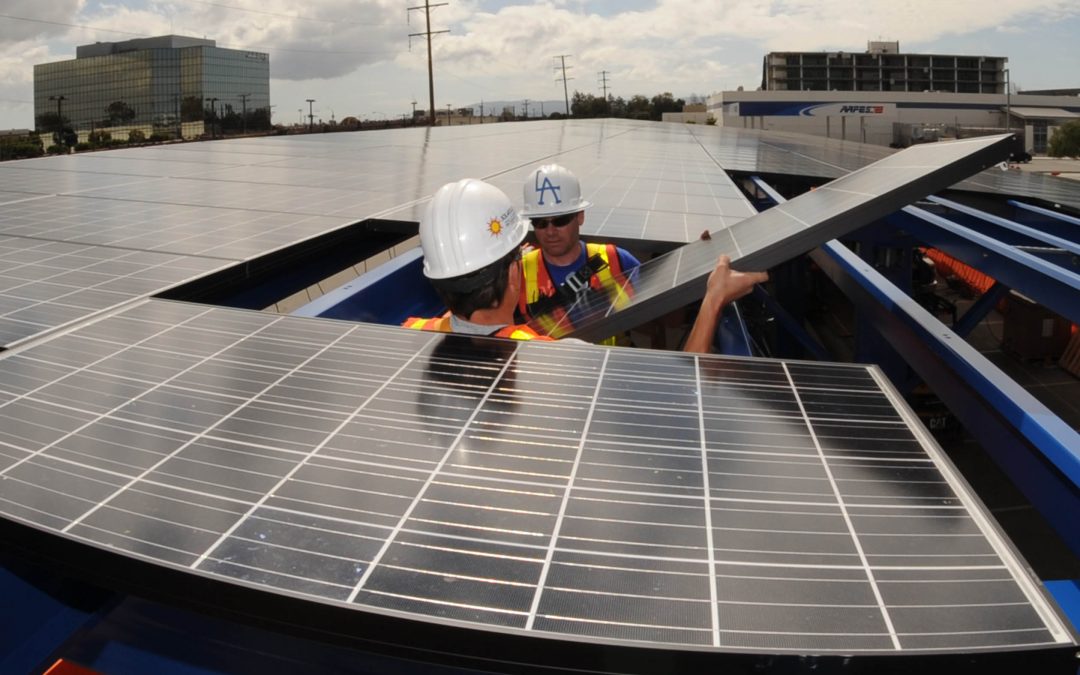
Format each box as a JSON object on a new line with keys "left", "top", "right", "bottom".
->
{"left": 530, "top": 134, "right": 1019, "bottom": 342}
{"left": 0, "top": 299, "right": 1073, "bottom": 671}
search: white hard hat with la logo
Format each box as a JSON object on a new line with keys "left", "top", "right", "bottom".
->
{"left": 521, "top": 164, "right": 592, "bottom": 218}
{"left": 420, "top": 178, "right": 528, "bottom": 279}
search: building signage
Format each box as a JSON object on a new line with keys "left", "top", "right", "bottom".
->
{"left": 798, "top": 103, "right": 897, "bottom": 117}
{"left": 732, "top": 101, "right": 898, "bottom": 117}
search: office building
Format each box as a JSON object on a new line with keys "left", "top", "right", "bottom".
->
{"left": 34, "top": 35, "right": 269, "bottom": 138}
{"left": 762, "top": 40, "right": 1007, "bottom": 94}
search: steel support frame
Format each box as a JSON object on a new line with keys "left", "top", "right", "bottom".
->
{"left": 887, "top": 207, "right": 1080, "bottom": 325}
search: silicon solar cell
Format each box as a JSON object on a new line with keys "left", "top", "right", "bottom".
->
{"left": 0, "top": 298, "right": 1072, "bottom": 666}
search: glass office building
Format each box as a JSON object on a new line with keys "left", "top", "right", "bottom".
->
{"left": 34, "top": 36, "right": 269, "bottom": 138}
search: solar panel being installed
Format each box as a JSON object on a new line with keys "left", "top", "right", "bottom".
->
{"left": 526, "top": 134, "right": 1019, "bottom": 342}
{"left": 0, "top": 299, "right": 1073, "bottom": 669}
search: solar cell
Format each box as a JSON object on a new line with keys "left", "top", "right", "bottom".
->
{"left": 0, "top": 298, "right": 1072, "bottom": 666}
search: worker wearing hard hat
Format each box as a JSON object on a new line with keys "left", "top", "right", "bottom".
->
{"left": 517, "top": 164, "right": 639, "bottom": 333}
{"left": 403, "top": 178, "right": 767, "bottom": 353}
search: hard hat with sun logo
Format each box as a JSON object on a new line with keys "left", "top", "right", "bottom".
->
{"left": 419, "top": 178, "right": 528, "bottom": 279}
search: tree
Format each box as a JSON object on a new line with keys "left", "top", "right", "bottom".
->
{"left": 649, "top": 92, "right": 685, "bottom": 120}
{"left": 35, "top": 112, "right": 68, "bottom": 133}
{"left": 626, "top": 95, "right": 650, "bottom": 119}
{"left": 1048, "top": 120, "right": 1080, "bottom": 158}
{"left": 106, "top": 100, "right": 136, "bottom": 126}
{"left": 181, "top": 96, "right": 204, "bottom": 122}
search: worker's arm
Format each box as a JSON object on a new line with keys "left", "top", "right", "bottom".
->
{"left": 683, "top": 255, "right": 768, "bottom": 354}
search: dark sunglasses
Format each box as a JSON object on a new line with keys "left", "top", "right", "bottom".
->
{"left": 531, "top": 213, "right": 576, "bottom": 230}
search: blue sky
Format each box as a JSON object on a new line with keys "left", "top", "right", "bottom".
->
{"left": 1, "top": 0, "right": 1078, "bottom": 130}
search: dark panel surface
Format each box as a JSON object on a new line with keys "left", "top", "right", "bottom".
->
{"left": 0, "top": 299, "right": 1071, "bottom": 661}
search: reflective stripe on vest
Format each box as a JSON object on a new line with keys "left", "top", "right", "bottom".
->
{"left": 405, "top": 316, "right": 552, "bottom": 341}
{"left": 402, "top": 315, "right": 452, "bottom": 332}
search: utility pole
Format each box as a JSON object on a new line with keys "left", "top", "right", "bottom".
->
{"left": 411, "top": 99, "right": 418, "bottom": 120}
{"left": 408, "top": 1, "right": 449, "bottom": 127}
{"left": 540, "top": 101, "right": 544, "bottom": 118}
{"left": 446, "top": 103, "right": 452, "bottom": 125}
{"left": 522, "top": 98, "right": 529, "bottom": 120}
{"left": 239, "top": 93, "right": 250, "bottom": 135}
{"left": 480, "top": 98, "right": 484, "bottom": 124}
{"left": 306, "top": 98, "right": 315, "bottom": 132}
{"left": 554, "top": 54, "right": 573, "bottom": 116}
{"left": 598, "top": 70, "right": 610, "bottom": 99}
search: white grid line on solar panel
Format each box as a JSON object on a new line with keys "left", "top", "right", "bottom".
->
{"left": 346, "top": 344, "right": 520, "bottom": 602}
{"left": 0, "top": 248, "right": 227, "bottom": 326}
{"left": 0, "top": 306, "right": 1062, "bottom": 648}
{"left": 0, "top": 197, "right": 349, "bottom": 260}
{"left": 528, "top": 344, "right": 604, "bottom": 629}
{"left": 863, "top": 367, "right": 1076, "bottom": 643}
{"left": 23, "top": 311, "right": 289, "bottom": 527}
{"left": 780, "top": 361, "right": 901, "bottom": 649}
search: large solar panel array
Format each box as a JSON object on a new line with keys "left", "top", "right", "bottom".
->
{"left": 0, "top": 121, "right": 761, "bottom": 348}
{"left": 0, "top": 298, "right": 1072, "bottom": 663}
{"left": 528, "top": 134, "right": 1017, "bottom": 341}
{"left": 3, "top": 120, "right": 1077, "bottom": 350}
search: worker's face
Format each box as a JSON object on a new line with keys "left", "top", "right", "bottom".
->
{"left": 532, "top": 211, "right": 583, "bottom": 260}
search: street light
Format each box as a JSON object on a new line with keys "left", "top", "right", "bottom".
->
{"left": 1004, "top": 68, "right": 1011, "bottom": 133}
{"left": 306, "top": 99, "right": 315, "bottom": 133}
{"left": 48, "top": 95, "right": 67, "bottom": 133}
{"left": 204, "top": 97, "right": 219, "bottom": 139}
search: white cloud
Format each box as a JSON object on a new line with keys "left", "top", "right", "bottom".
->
{"left": 0, "top": 0, "right": 1077, "bottom": 128}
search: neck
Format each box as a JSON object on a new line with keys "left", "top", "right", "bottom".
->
{"left": 544, "top": 241, "right": 583, "bottom": 267}
{"left": 466, "top": 303, "right": 516, "bottom": 327}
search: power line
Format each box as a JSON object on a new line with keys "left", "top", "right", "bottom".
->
{"left": 180, "top": 0, "right": 405, "bottom": 26}
{"left": 408, "top": 1, "right": 449, "bottom": 126}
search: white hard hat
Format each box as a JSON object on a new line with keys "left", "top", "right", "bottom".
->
{"left": 420, "top": 179, "right": 528, "bottom": 279}
{"left": 521, "top": 164, "right": 592, "bottom": 218}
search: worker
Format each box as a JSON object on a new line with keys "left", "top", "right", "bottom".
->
{"left": 404, "top": 178, "right": 767, "bottom": 353}
{"left": 517, "top": 164, "right": 640, "bottom": 335}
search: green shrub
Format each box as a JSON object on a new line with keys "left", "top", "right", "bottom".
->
{"left": 0, "top": 133, "right": 44, "bottom": 160}
{"left": 127, "top": 129, "right": 146, "bottom": 143}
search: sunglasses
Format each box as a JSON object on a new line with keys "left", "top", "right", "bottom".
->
{"left": 531, "top": 213, "right": 576, "bottom": 230}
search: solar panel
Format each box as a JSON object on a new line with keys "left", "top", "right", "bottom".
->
{"left": 0, "top": 298, "right": 1072, "bottom": 666}
{"left": 527, "top": 134, "right": 1018, "bottom": 342}
{"left": 0, "top": 236, "right": 230, "bottom": 347}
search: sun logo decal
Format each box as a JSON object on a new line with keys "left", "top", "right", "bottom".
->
{"left": 488, "top": 218, "right": 503, "bottom": 236}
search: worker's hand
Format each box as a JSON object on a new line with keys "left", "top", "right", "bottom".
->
{"left": 703, "top": 255, "right": 768, "bottom": 310}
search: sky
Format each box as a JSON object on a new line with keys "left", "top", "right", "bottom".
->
{"left": 1, "top": 0, "right": 1078, "bottom": 129}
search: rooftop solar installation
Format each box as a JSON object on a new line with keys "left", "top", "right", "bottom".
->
{"left": 0, "top": 298, "right": 1073, "bottom": 667}
{"left": 0, "top": 236, "right": 230, "bottom": 347}
{"left": 527, "top": 134, "right": 1017, "bottom": 342}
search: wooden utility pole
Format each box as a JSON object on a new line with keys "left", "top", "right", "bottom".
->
{"left": 408, "top": 1, "right": 449, "bottom": 126}
{"left": 555, "top": 55, "right": 573, "bottom": 116}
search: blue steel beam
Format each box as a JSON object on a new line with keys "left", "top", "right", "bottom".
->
{"left": 1007, "top": 200, "right": 1080, "bottom": 243}
{"left": 887, "top": 206, "right": 1080, "bottom": 325}
{"left": 953, "top": 281, "right": 1010, "bottom": 338}
{"left": 927, "top": 196, "right": 1080, "bottom": 260}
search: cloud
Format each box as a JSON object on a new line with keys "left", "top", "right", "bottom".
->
{"left": 0, "top": 0, "right": 83, "bottom": 42}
